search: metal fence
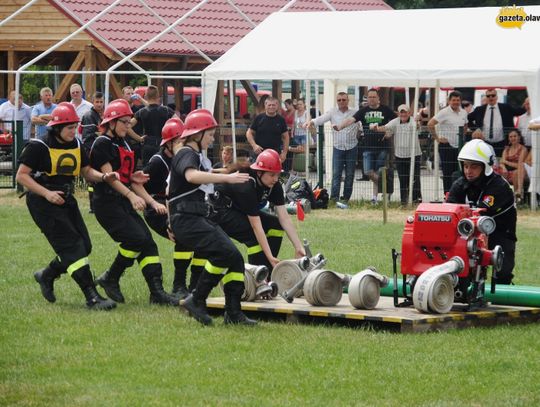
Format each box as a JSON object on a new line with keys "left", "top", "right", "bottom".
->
{"left": 214, "top": 122, "right": 537, "bottom": 207}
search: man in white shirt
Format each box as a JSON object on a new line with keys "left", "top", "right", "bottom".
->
{"left": 0, "top": 91, "right": 32, "bottom": 141}
{"left": 376, "top": 104, "right": 422, "bottom": 205}
{"left": 304, "top": 92, "right": 358, "bottom": 202}
{"left": 428, "top": 90, "right": 468, "bottom": 194}
{"left": 517, "top": 98, "right": 532, "bottom": 149}
{"left": 69, "top": 83, "right": 93, "bottom": 119}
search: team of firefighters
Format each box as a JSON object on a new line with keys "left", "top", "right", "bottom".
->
{"left": 15, "top": 99, "right": 516, "bottom": 325}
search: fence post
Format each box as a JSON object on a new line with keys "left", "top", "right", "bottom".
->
{"left": 13, "top": 120, "right": 24, "bottom": 192}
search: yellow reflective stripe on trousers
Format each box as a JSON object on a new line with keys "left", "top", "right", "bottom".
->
{"left": 88, "top": 185, "right": 94, "bottom": 192}
{"left": 222, "top": 272, "right": 244, "bottom": 285}
{"left": 173, "top": 251, "right": 193, "bottom": 260}
{"left": 266, "top": 229, "right": 284, "bottom": 238}
{"left": 247, "top": 244, "right": 262, "bottom": 255}
{"left": 119, "top": 246, "right": 140, "bottom": 259}
{"left": 139, "top": 256, "right": 160, "bottom": 270}
{"left": 191, "top": 258, "right": 206, "bottom": 266}
{"left": 66, "top": 257, "right": 89, "bottom": 276}
{"left": 204, "top": 261, "right": 227, "bottom": 275}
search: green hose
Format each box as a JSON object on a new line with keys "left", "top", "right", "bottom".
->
{"left": 378, "top": 280, "right": 540, "bottom": 307}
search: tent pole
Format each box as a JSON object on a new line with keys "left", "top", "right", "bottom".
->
{"left": 433, "top": 82, "right": 441, "bottom": 201}
{"left": 305, "top": 80, "right": 311, "bottom": 177}
{"left": 229, "top": 80, "right": 237, "bottom": 161}
{"left": 409, "top": 83, "right": 420, "bottom": 206}
{"left": 315, "top": 80, "right": 323, "bottom": 187}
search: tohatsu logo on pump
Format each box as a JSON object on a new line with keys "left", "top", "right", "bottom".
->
{"left": 418, "top": 214, "right": 452, "bottom": 222}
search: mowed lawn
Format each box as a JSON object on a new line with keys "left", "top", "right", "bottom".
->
{"left": 1, "top": 191, "right": 539, "bottom": 406}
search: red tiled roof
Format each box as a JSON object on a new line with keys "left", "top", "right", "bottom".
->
{"left": 50, "top": 0, "right": 391, "bottom": 57}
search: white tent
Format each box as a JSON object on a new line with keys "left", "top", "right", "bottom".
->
{"left": 202, "top": 6, "right": 540, "bottom": 205}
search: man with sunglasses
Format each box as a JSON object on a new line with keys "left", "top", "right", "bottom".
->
{"left": 467, "top": 89, "right": 526, "bottom": 157}
{"left": 304, "top": 92, "right": 358, "bottom": 203}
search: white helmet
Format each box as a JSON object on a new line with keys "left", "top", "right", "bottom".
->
{"left": 458, "top": 139, "right": 495, "bottom": 176}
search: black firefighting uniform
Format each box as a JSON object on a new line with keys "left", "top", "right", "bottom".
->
{"left": 448, "top": 172, "right": 517, "bottom": 284}
{"left": 168, "top": 146, "right": 245, "bottom": 302}
{"left": 142, "top": 149, "right": 206, "bottom": 290}
{"left": 209, "top": 168, "right": 285, "bottom": 271}
{"left": 90, "top": 134, "right": 164, "bottom": 284}
{"left": 18, "top": 135, "right": 96, "bottom": 288}
{"left": 81, "top": 107, "right": 102, "bottom": 212}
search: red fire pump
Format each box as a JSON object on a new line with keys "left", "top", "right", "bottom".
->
{"left": 0, "top": 132, "right": 14, "bottom": 166}
{"left": 392, "top": 203, "right": 503, "bottom": 313}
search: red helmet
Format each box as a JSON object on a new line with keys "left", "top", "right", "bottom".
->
{"left": 181, "top": 109, "right": 218, "bottom": 139}
{"left": 250, "top": 149, "right": 282, "bottom": 173}
{"left": 161, "top": 118, "right": 185, "bottom": 146}
{"left": 47, "top": 102, "right": 79, "bottom": 126}
{"left": 100, "top": 99, "right": 133, "bottom": 127}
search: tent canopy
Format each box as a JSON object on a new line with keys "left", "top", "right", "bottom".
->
{"left": 202, "top": 6, "right": 540, "bottom": 206}
{"left": 203, "top": 6, "right": 540, "bottom": 94}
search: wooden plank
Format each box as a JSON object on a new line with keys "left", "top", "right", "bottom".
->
{"left": 215, "top": 80, "right": 224, "bottom": 125}
{"left": 291, "top": 80, "right": 300, "bottom": 100}
{"left": 0, "top": 40, "right": 89, "bottom": 52}
{"left": 84, "top": 45, "right": 96, "bottom": 98}
{"left": 7, "top": 50, "right": 18, "bottom": 93}
{"left": 240, "top": 80, "right": 259, "bottom": 105}
{"left": 206, "top": 295, "right": 540, "bottom": 333}
{"left": 53, "top": 51, "right": 85, "bottom": 102}
{"left": 95, "top": 51, "right": 122, "bottom": 100}
{"left": 272, "top": 80, "right": 282, "bottom": 101}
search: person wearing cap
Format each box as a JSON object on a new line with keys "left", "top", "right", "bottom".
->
{"left": 134, "top": 118, "right": 206, "bottom": 299}
{"left": 428, "top": 90, "right": 468, "bottom": 195}
{"left": 208, "top": 148, "right": 306, "bottom": 271}
{"left": 447, "top": 139, "right": 517, "bottom": 284}
{"left": 168, "top": 109, "right": 254, "bottom": 326}
{"left": 90, "top": 99, "right": 177, "bottom": 306}
{"left": 16, "top": 102, "right": 117, "bottom": 310}
{"left": 374, "top": 104, "right": 422, "bottom": 206}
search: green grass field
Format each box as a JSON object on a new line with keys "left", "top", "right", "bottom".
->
{"left": 1, "top": 191, "right": 539, "bottom": 406}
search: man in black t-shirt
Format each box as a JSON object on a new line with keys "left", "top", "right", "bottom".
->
{"left": 127, "top": 85, "right": 176, "bottom": 165}
{"left": 122, "top": 86, "right": 148, "bottom": 168}
{"left": 336, "top": 88, "right": 396, "bottom": 202}
{"left": 246, "top": 96, "right": 289, "bottom": 163}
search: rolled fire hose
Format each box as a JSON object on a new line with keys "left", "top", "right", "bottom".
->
{"left": 348, "top": 268, "right": 389, "bottom": 310}
{"left": 412, "top": 257, "right": 464, "bottom": 314}
{"left": 303, "top": 270, "right": 350, "bottom": 306}
{"left": 271, "top": 258, "right": 310, "bottom": 297}
{"left": 220, "top": 264, "right": 269, "bottom": 301}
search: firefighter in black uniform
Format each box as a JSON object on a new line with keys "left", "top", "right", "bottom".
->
{"left": 209, "top": 149, "right": 305, "bottom": 271}
{"left": 169, "top": 109, "right": 254, "bottom": 325}
{"left": 447, "top": 139, "right": 517, "bottom": 284}
{"left": 90, "top": 99, "right": 176, "bottom": 305}
{"left": 137, "top": 117, "right": 206, "bottom": 299}
{"left": 16, "top": 102, "right": 116, "bottom": 310}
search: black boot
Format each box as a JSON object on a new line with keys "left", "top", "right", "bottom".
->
{"left": 95, "top": 269, "right": 125, "bottom": 303}
{"left": 180, "top": 271, "right": 221, "bottom": 325}
{"left": 172, "top": 268, "right": 189, "bottom": 300}
{"left": 188, "top": 260, "right": 205, "bottom": 292}
{"left": 95, "top": 255, "right": 129, "bottom": 303}
{"left": 180, "top": 294, "right": 212, "bottom": 325}
{"left": 143, "top": 267, "right": 178, "bottom": 306}
{"left": 34, "top": 265, "right": 61, "bottom": 303}
{"left": 72, "top": 267, "right": 116, "bottom": 310}
{"left": 224, "top": 281, "right": 257, "bottom": 326}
